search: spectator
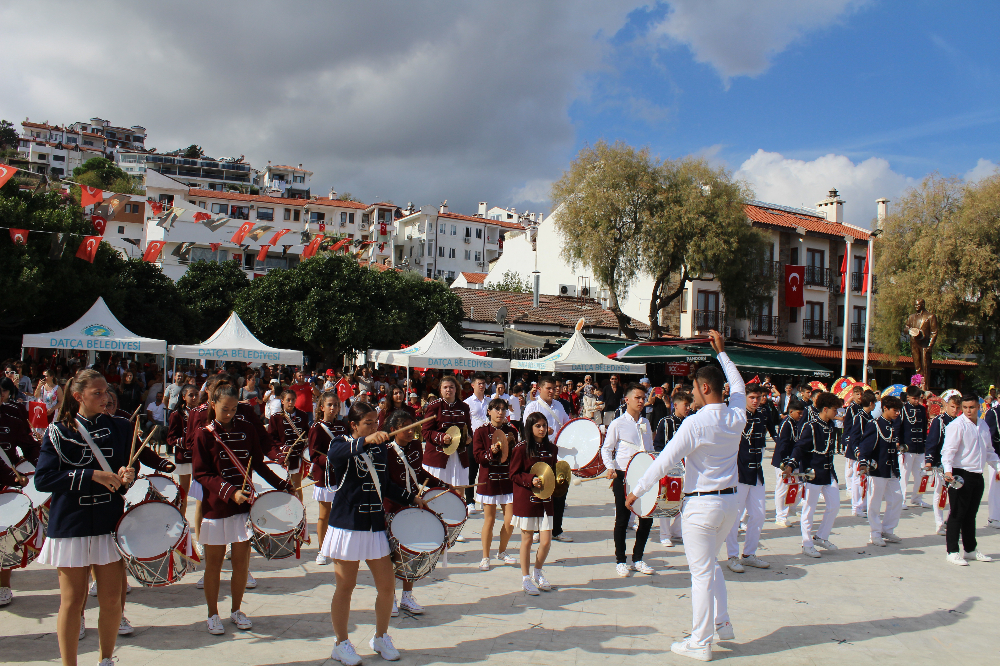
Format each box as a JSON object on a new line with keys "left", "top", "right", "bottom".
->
{"left": 264, "top": 378, "right": 283, "bottom": 419}
{"left": 289, "top": 370, "right": 314, "bottom": 423}
{"left": 241, "top": 373, "right": 262, "bottom": 415}
{"left": 146, "top": 390, "right": 167, "bottom": 448}
{"left": 34, "top": 369, "right": 61, "bottom": 422}
{"left": 164, "top": 372, "right": 187, "bottom": 419}
{"left": 599, "top": 374, "right": 624, "bottom": 425}
{"left": 118, "top": 371, "right": 143, "bottom": 416}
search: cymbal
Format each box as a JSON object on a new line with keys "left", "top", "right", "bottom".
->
{"left": 530, "top": 462, "right": 555, "bottom": 500}
{"left": 492, "top": 430, "right": 510, "bottom": 463}
{"left": 442, "top": 425, "right": 463, "bottom": 455}
{"left": 555, "top": 460, "right": 571, "bottom": 485}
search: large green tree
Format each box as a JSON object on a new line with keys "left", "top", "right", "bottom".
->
{"left": 176, "top": 260, "right": 251, "bottom": 341}
{"left": 71, "top": 157, "right": 140, "bottom": 195}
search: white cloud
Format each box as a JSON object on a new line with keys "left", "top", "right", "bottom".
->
{"left": 736, "top": 150, "right": 916, "bottom": 227}
{"left": 509, "top": 179, "right": 554, "bottom": 205}
{"left": 964, "top": 158, "right": 998, "bottom": 183}
{"left": 651, "top": 0, "right": 868, "bottom": 79}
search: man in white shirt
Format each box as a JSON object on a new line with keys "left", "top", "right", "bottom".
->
{"left": 602, "top": 384, "right": 656, "bottom": 577}
{"left": 941, "top": 394, "right": 1000, "bottom": 565}
{"left": 464, "top": 372, "right": 491, "bottom": 510}
{"left": 523, "top": 376, "right": 572, "bottom": 542}
{"left": 626, "top": 330, "right": 744, "bottom": 662}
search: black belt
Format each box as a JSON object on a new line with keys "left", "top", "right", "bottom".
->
{"left": 684, "top": 487, "right": 736, "bottom": 497}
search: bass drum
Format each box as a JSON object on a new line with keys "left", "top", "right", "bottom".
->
{"left": 624, "top": 452, "right": 678, "bottom": 518}
{"left": 555, "top": 418, "right": 605, "bottom": 478}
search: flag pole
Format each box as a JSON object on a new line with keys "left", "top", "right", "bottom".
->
{"left": 840, "top": 236, "right": 851, "bottom": 378}
{"left": 862, "top": 241, "right": 874, "bottom": 385}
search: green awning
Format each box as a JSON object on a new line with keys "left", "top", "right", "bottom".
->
{"left": 722, "top": 347, "right": 832, "bottom": 378}
{"left": 616, "top": 344, "right": 713, "bottom": 363}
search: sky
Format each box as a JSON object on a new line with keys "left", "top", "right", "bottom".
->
{"left": 2, "top": 1, "right": 997, "bottom": 228}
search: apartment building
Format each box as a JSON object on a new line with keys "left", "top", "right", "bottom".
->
{"left": 258, "top": 163, "right": 312, "bottom": 199}
{"left": 116, "top": 150, "right": 254, "bottom": 192}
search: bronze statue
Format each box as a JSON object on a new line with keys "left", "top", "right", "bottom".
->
{"left": 905, "top": 299, "right": 938, "bottom": 389}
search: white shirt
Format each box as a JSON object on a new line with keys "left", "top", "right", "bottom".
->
{"left": 523, "top": 398, "right": 568, "bottom": 434}
{"left": 634, "top": 352, "right": 746, "bottom": 495}
{"left": 942, "top": 414, "right": 1000, "bottom": 474}
{"left": 146, "top": 401, "right": 166, "bottom": 424}
{"left": 602, "top": 411, "right": 653, "bottom": 471}
{"left": 507, "top": 394, "right": 522, "bottom": 421}
{"left": 465, "top": 393, "right": 490, "bottom": 432}
{"left": 264, "top": 394, "right": 282, "bottom": 419}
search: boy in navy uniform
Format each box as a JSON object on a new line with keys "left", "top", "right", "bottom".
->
{"left": 858, "top": 395, "right": 904, "bottom": 547}
{"left": 653, "top": 393, "right": 691, "bottom": 546}
{"left": 772, "top": 399, "right": 805, "bottom": 527}
{"left": 788, "top": 392, "right": 842, "bottom": 558}
{"left": 844, "top": 390, "right": 877, "bottom": 518}
{"left": 900, "top": 385, "right": 929, "bottom": 508}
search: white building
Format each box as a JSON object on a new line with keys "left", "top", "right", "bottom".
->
{"left": 67, "top": 118, "right": 146, "bottom": 152}
{"left": 116, "top": 151, "right": 254, "bottom": 192}
{"left": 258, "top": 163, "right": 312, "bottom": 199}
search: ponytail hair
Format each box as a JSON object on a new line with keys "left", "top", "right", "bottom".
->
{"left": 347, "top": 401, "right": 377, "bottom": 434}
{"left": 384, "top": 409, "right": 414, "bottom": 434}
{"left": 314, "top": 389, "right": 340, "bottom": 422}
{"left": 58, "top": 369, "right": 106, "bottom": 427}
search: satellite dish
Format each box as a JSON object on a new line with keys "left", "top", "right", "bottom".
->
{"left": 496, "top": 306, "right": 508, "bottom": 326}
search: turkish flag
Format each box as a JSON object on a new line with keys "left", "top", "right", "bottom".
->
{"left": 335, "top": 378, "right": 353, "bottom": 402}
{"left": 839, "top": 251, "right": 848, "bottom": 294}
{"left": 79, "top": 186, "right": 103, "bottom": 207}
{"left": 209, "top": 243, "right": 221, "bottom": 252}
{"left": 785, "top": 265, "right": 805, "bottom": 308}
{"left": 861, "top": 246, "right": 871, "bottom": 294}
{"left": 256, "top": 244, "right": 271, "bottom": 262}
{"left": 664, "top": 476, "right": 683, "bottom": 502}
{"left": 148, "top": 200, "right": 164, "bottom": 216}
{"left": 142, "top": 240, "right": 166, "bottom": 262}
{"left": 230, "top": 221, "right": 255, "bottom": 244}
{"left": 91, "top": 215, "right": 107, "bottom": 236}
{"left": 318, "top": 223, "right": 326, "bottom": 232}
{"left": 379, "top": 222, "right": 387, "bottom": 236}
{"left": 269, "top": 228, "right": 292, "bottom": 245}
{"left": 302, "top": 236, "right": 323, "bottom": 259}
{"left": 76, "top": 236, "right": 101, "bottom": 262}
{"left": 0, "top": 163, "right": 17, "bottom": 188}
{"left": 28, "top": 402, "right": 49, "bottom": 428}
{"left": 193, "top": 211, "right": 212, "bottom": 222}
{"left": 9, "top": 229, "right": 28, "bottom": 245}
{"left": 330, "top": 239, "right": 348, "bottom": 252}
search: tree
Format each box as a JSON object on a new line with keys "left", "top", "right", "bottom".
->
{"left": 181, "top": 145, "right": 204, "bottom": 159}
{"left": 175, "top": 260, "right": 251, "bottom": 341}
{"left": 552, "top": 140, "right": 660, "bottom": 338}
{"left": 0, "top": 120, "right": 18, "bottom": 149}
{"left": 103, "top": 258, "right": 196, "bottom": 343}
{"left": 71, "top": 157, "right": 140, "bottom": 195}
{"left": 338, "top": 192, "right": 362, "bottom": 202}
{"left": 487, "top": 270, "right": 531, "bottom": 293}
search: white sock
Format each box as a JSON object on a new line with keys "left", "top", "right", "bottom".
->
{"left": 522, "top": 574, "right": 531, "bottom": 582}
{"left": 534, "top": 567, "right": 543, "bottom": 575}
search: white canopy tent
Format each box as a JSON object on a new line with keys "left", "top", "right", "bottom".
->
{"left": 22, "top": 297, "right": 167, "bottom": 355}
{"left": 510, "top": 330, "right": 646, "bottom": 374}
{"left": 369, "top": 322, "right": 510, "bottom": 375}
{"left": 168, "top": 312, "right": 304, "bottom": 366}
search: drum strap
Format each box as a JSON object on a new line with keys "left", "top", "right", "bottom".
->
{"left": 0, "top": 446, "right": 15, "bottom": 471}
{"left": 75, "top": 420, "right": 113, "bottom": 473}
{"left": 206, "top": 424, "right": 255, "bottom": 498}
{"left": 389, "top": 443, "right": 418, "bottom": 494}
{"left": 359, "top": 451, "right": 383, "bottom": 504}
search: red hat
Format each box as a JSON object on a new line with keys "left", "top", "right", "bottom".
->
{"left": 325, "top": 369, "right": 334, "bottom": 376}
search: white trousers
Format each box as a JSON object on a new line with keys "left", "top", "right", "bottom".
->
{"left": 800, "top": 482, "right": 839, "bottom": 546}
{"left": 681, "top": 494, "right": 738, "bottom": 648}
{"left": 932, "top": 475, "right": 948, "bottom": 529}
{"left": 773, "top": 468, "right": 800, "bottom": 520}
{"left": 867, "top": 476, "right": 903, "bottom": 538}
{"left": 988, "top": 468, "right": 1000, "bottom": 521}
{"left": 659, "top": 513, "right": 682, "bottom": 540}
{"left": 898, "top": 453, "right": 925, "bottom": 504}
{"left": 726, "top": 482, "right": 765, "bottom": 557}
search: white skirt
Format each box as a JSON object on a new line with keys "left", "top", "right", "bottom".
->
{"left": 475, "top": 493, "right": 513, "bottom": 506}
{"left": 313, "top": 485, "right": 337, "bottom": 503}
{"left": 423, "top": 454, "right": 468, "bottom": 487}
{"left": 320, "top": 528, "right": 390, "bottom": 561}
{"left": 513, "top": 515, "right": 553, "bottom": 532}
{"left": 174, "top": 463, "right": 192, "bottom": 476}
{"left": 38, "top": 535, "right": 120, "bottom": 567}
{"left": 188, "top": 479, "right": 204, "bottom": 501}
{"left": 200, "top": 514, "right": 251, "bottom": 545}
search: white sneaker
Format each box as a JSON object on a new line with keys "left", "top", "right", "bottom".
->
{"left": 89, "top": 580, "right": 98, "bottom": 597}
{"left": 207, "top": 614, "right": 225, "bottom": 635}
{"left": 856, "top": 511, "right": 868, "bottom": 518}
{"left": 230, "top": 610, "right": 252, "bottom": 630}
{"left": 936, "top": 524, "right": 947, "bottom": 536}
{"left": 947, "top": 552, "right": 970, "bottom": 566}
{"left": 671, "top": 638, "right": 712, "bottom": 661}
{"left": 715, "top": 621, "right": 736, "bottom": 640}
{"left": 522, "top": 575, "right": 540, "bottom": 595}
{"left": 616, "top": 562, "right": 631, "bottom": 577}
{"left": 0, "top": 586, "right": 12, "bottom": 606}
{"left": 532, "top": 533, "right": 539, "bottom": 543}
{"left": 632, "top": 560, "right": 655, "bottom": 575}
{"left": 391, "top": 595, "right": 399, "bottom": 617}
{"left": 774, "top": 519, "right": 788, "bottom": 528}
{"left": 195, "top": 542, "right": 205, "bottom": 559}
{"left": 399, "top": 591, "right": 424, "bottom": 614}
{"left": 118, "top": 615, "right": 134, "bottom": 635}
{"left": 533, "top": 569, "right": 552, "bottom": 590}
{"left": 909, "top": 499, "right": 930, "bottom": 508}
{"left": 370, "top": 633, "right": 401, "bottom": 661}
{"left": 660, "top": 538, "right": 674, "bottom": 547}
{"left": 813, "top": 538, "right": 838, "bottom": 551}
{"left": 552, "top": 533, "right": 574, "bottom": 542}
{"left": 802, "top": 545, "right": 821, "bottom": 558}
{"left": 726, "top": 556, "right": 745, "bottom": 573}
{"left": 245, "top": 572, "right": 257, "bottom": 589}
{"left": 869, "top": 534, "right": 887, "bottom": 547}
{"left": 988, "top": 519, "right": 1000, "bottom": 529}
{"left": 196, "top": 575, "right": 205, "bottom": 589}
{"left": 79, "top": 616, "right": 86, "bottom": 640}
{"left": 965, "top": 550, "right": 993, "bottom": 562}
{"left": 466, "top": 503, "right": 477, "bottom": 515}
{"left": 315, "top": 553, "right": 330, "bottom": 565}
{"left": 479, "top": 557, "right": 491, "bottom": 571}
{"left": 882, "top": 532, "right": 902, "bottom": 543}
{"left": 455, "top": 534, "right": 466, "bottom": 543}
{"left": 741, "top": 554, "right": 770, "bottom": 568}
{"left": 332, "top": 639, "right": 362, "bottom": 665}
{"left": 98, "top": 658, "right": 116, "bottom": 666}
{"left": 496, "top": 551, "right": 517, "bottom": 564}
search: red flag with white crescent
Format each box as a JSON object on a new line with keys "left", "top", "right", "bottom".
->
{"left": 302, "top": 236, "right": 323, "bottom": 259}
{"left": 148, "top": 200, "right": 164, "bottom": 216}
{"left": 91, "top": 215, "right": 107, "bottom": 236}
{"left": 784, "top": 265, "right": 805, "bottom": 308}
{"left": 193, "top": 211, "right": 212, "bottom": 222}
{"left": 142, "top": 240, "right": 166, "bottom": 262}
{"left": 209, "top": 243, "right": 221, "bottom": 252}
{"left": 256, "top": 244, "right": 271, "bottom": 262}
{"left": 0, "top": 163, "right": 18, "bottom": 188}
{"left": 336, "top": 378, "right": 353, "bottom": 402}
{"left": 268, "top": 228, "right": 292, "bottom": 245}
{"left": 28, "top": 402, "right": 49, "bottom": 428}
{"left": 231, "top": 221, "right": 255, "bottom": 244}
{"left": 79, "top": 186, "right": 103, "bottom": 207}
{"left": 665, "top": 477, "right": 683, "bottom": 502}
{"left": 76, "top": 236, "right": 101, "bottom": 262}
{"left": 9, "top": 229, "right": 28, "bottom": 245}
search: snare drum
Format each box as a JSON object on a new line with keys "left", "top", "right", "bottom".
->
{"left": 249, "top": 490, "right": 305, "bottom": 559}
{"left": 424, "top": 487, "right": 468, "bottom": 548}
{"left": 0, "top": 489, "right": 39, "bottom": 569}
{"left": 123, "top": 476, "right": 167, "bottom": 508}
{"left": 146, "top": 473, "right": 183, "bottom": 509}
{"left": 252, "top": 462, "right": 289, "bottom": 495}
{"left": 555, "top": 418, "right": 605, "bottom": 478}
{"left": 114, "top": 500, "right": 192, "bottom": 586}
{"left": 625, "top": 452, "right": 677, "bottom": 518}
{"left": 387, "top": 507, "right": 446, "bottom": 581}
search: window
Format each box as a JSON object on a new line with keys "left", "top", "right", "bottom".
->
{"left": 210, "top": 203, "right": 229, "bottom": 215}
{"left": 348, "top": 212, "right": 355, "bottom": 224}
{"left": 123, "top": 203, "right": 141, "bottom": 214}
{"left": 807, "top": 248, "right": 824, "bottom": 268}
{"left": 697, "top": 291, "right": 719, "bottom": 312}
{"left": 52, "top": 154, "right": 65, "bottom": 162}
{"left": 293, "top": 210, "right": 301, "bottom": 222}
{"left": 464, "top": 250, "right": 471, "bottom": 260}
{"left": 474, "top": 251, "right": 481, "bottom": 262}
{"left": 231, "top": 205, "right": 250, "bottom": 220}
{"left": 790, "top": 247, "right": 799, "bottom": 265}
{"left": 292, "top": 175, "right": 304, "bottom": 183}
{"left": 83, "top": 140, "right": 94, "bottom": 146}
{"left": 837, "top": 304, "right": 845, "bottom": 327}
{"left": 681, "top": 288, "right": 688, "bottom": 313}
{"left": 284, "top": 208, "right": 291, "bottom": 220}
{"left": 447, "top": 271, "right": 455, "bottom": 280}
{"left": 117, "top": 226, "right": 125, "bottom": 234}
{"left": 451, "top": 225, "right": 457, "bottom": 236}
{"left": 439, "top": 223, "right": 445, "bottom": 234}
{"left": 66, "top": 137, "right": 77, "bottom": 144}
{"left": 191, "top": 247, "right": 228, "bottom": 264}
{"left": 310, "top": 212, "right": 325, "bottom": 223}
{"left": 243, "top": 253, "right": 255, "bottom": 270}
{"left": 465, "top": 227, "right": 471, "bottom": 237}
{"left": 438, "top": 246, "right": 445, "bottom": 257}
{"left": 256, "top": 207, "right": 274, "bottom": 221}
{"left": 255, "top": 255, "right": 288, "bottom": 270}
{"left": 49, "top": 167, "right": 64, "bottom": 176}
{"left": 448, "top": 248, "right": 456, "bottom": 258}
{"left": 789, "top": 307, "right": 798, "bottom": 323}
{"left": 37, "top": 153, "right": 47, "bottom": 161}
{"left": 198, "top": 201, "right": 206, "bottom": 208}
{"left": 805, "top": 301, "right": 823, "bottom": 320}
{"left": 159, "top": 194, "right": 174, "bottom": 205}
{"left": 476, "top": 228, "right": 482, "bottom": 239}
{"left": 426, "top": 267, "right": 433, "bottom": 278}
{"left": 341, "top": 212, "right": 348, "bottom": 225}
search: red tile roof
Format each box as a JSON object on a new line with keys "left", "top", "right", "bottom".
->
{"left": 460, "top": 272, "right": 488, "bottom": 284}
{"left": 269, "top": 165, "right": 312, "bottom": 172}
{"left": 745, "top": 342, "right": 975, "bottom": 367}
{"left": 310, "top": 197, "right": 369, "bottom": 210}
{"left": 22, "top": 121, "right": 61, "bottom": 130}
{"left": 745, "top": 203, "right": 870, "bottom": 241}
{"left": 438, "top": 211, "right": 526, "bottom": 230}
{"left": 454, "top": 287, "right": 647, "bottom": 331}
{"left": 187, "top": 189, "right": 369, "bottom": 209}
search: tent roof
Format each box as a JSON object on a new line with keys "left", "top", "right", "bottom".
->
{"left": 168, "top": 312, "right": 303, "bottom": 364}
{"left": 510, "top": 330, "right": 646, "bottom": 374}
{"left": 371, "top": 322, "right": 510, "bottom": 372}
{"left": 22, "top": 297, "right": 166, "bottom": 354}
{"left": 616, "top": 342, "right": 832, "bottom": 378}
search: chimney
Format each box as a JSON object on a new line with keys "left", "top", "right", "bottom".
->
{"left": 298, "top": 163, "right": 303, "bottom": 169}
{"left": 329, "top": 187, "right": 337, "bottom": 199}
{"left": 439, "top": 200, "right": 449, "bottom": 214}
{"left": 816, "top": 188, "right": 844, "bottom": 224}
{"left": 532, "top": 271, "right": 540, "bottom": 308}
{"left": 876, "top": 198, "right": 889, "bottom": 230}
{"left": 478, "top": 201, "right": 487, "bottom": 217}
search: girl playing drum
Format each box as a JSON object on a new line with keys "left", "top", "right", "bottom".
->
{"left": 308, "top": 390, "right": 345, "bottom": 565}
{"left": 472, "top": 398, "right": 519, "bottom": 571}
{"left": 167, "top": 385, "right": 199, "bottom": 515}
{"left": 510, "top": 411, "right": 557, "bottom": 596}
{"left": 0, "top": 378, "right": 38, "bottom": 607}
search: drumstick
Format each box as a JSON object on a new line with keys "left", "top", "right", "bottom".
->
{"left": 128, "top": 418, "right": 140, "bottom": 464}
{"left": 571, "top": 475, "right": 616, "bottom": 489}
{"left": 127, "top": 427, "right": 159, "bottom": 467}
{"left": 296, "top": 478, "right": 318, "bottom": 492}
{"left": 241, "top": 456, "right": 251, "bottom": 494}
{"left": 386, "top": 415, "right": 436, "bottom": 439}
{"left": 129, "top": 404, "right": 142, "bottom": 423}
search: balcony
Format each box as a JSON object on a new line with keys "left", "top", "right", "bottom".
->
{"left": 802, "top": 319, "right": 831, "bottom": 342}
{"left": 804, "top": 265, "right": 831, "bottom": 287}
{"left": 850, "top": 322, "right": 866, "bottom": 344}
{"left": 693, "top": 310, "right": 723, "bottom": 331}
{"left": 851, "top": 271, "right": 865, "bottom": 292}
{"left": 757, "top": 260, "right": 781, "bottom": 278}
{"left": 749, "top": 314, "right": 780, "bottom": 337}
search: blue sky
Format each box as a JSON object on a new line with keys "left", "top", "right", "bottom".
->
{"left": 2, "top": 1, "right": 995, "bottom": 225}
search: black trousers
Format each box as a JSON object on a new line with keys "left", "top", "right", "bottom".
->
{"left": 612, "top": 474, "right": 652, "bottom": 564}
{"left": 466, "top": 455, "right": 479, "bottom": 504}
{"left": 553, "top": 495, "right": 566, "bottom": 536}
{"left": 946, "top": 469, "right": 985, "bottom": 554}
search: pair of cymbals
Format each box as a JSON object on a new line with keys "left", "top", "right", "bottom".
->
{"left": 442, "top": 425, "right": 464, "bottom": 455}
{"left": 531, "top": 462, "right": 556, "bottom": 499}
{"left": 492, "top": 430, "right": 510, "bottom": 463}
